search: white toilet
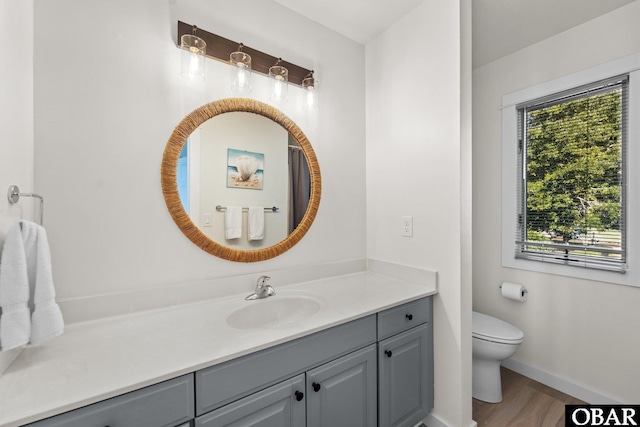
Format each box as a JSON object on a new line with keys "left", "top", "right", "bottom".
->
{"left": 472, "top": 311, "right": 524, "bottom": 403}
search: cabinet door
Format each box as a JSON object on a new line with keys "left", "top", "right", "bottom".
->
{"left": 194, "top": 374, "right": 305, "bottom": 427}
{"left": 378, "top": 324, "right": 433, "bottom": 427}
{"left": 306, "top": 344, "right": 377, "bottom": 427}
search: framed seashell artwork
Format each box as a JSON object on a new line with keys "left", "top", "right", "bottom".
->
{"left": 227, "top": 148, "right": 264, "bottom": 189}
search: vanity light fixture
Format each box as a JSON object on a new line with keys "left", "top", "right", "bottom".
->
{"left": 269, "top": 59, "right": 289, "bottom": 104}
{"left": 230, "top": 44, "right": 252, "bottom": 94}
{"left": 301, "top": 71, "right": 318, "bottom": 111}
{"left": 180, "top": 25, "right": 206, "bottom": 81}
{"left": 176, "top": 21, "right": 318, "bottom": 110}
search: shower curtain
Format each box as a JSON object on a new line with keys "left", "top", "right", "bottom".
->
{"left": 288, "top": 148, "right": 310, "bottom": 233}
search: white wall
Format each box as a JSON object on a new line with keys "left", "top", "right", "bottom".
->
{"left": 0, "top": 0, "right": 34, "bottom": 375}
{"left": 366, "top": 0, "right": 473, "bottom": 425}
{"left": 0, "top": 0, "right": 34, "bottom": 237}
{"left": 31, "top": 0, "right": 366, "bottom": 300}
{"left": 473, "top": 1, "right": 640, "bottom": 403}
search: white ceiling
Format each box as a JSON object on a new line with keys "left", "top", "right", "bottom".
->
{"left": 273, "top": 0, "right": 425, "bottom": 44}
{"left": 472, "top": 0, "right": 635, "bottom": 68}
{"left": 274, "top": 0, "right": 636, "bottom": 68}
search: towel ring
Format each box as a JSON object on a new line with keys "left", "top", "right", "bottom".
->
{"left": 7, "top": 185, "right": 45, "bottom": 225}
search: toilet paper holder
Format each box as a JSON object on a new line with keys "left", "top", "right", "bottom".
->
{"left": 499, "top": 283, "right": 528, "bottom": 295}
{"left": 499, "top": 282, "right": 528, "bottom": 302}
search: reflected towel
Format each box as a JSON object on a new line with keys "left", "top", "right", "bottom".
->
{"left": 225, "top": 206, "right": 243, "bottom": 240}
{"left": 0, "top": 221, "right": 64, "bottom": 351}
{"left": 248, "top": 207, "right": 264, "bottom": 241}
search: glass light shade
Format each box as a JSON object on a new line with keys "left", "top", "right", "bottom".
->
{"left": 230, "top": 51, "right": 252, "bottom": 94}
{"left": 302, "top": 76, "right": 319, "bottom": 111}
{"left": 269, "top": 65, "right": 289, "bottom": 103}
{"left": 180, "top": 34, "right": 206, "bottom": 81}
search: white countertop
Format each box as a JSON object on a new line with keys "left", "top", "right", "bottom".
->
{"left": 0, "top": 271, "right": 436, "bottom": 427}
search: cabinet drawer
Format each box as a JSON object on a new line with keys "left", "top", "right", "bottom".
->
{"left": 27, "top": 374, "right": 195, "bottom": 427}
{"left": 377, "top": 297, "right": 432, "bottom": 340}
{"left": 196, "top": 315, "right": 376, "bottom": 416}
{"left": 195, "top": 375, "right": 305, "bottom": 426}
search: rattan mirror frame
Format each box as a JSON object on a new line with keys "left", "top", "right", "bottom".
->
{"left": 161, "top": 98, "right": 321, "bottom": 262}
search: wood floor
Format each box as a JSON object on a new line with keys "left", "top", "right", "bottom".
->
{"left": 473, "top": 367, "right": 585, "bottom": 427}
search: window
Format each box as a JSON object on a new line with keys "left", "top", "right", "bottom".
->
{"left": 501, "top": 53, "right": 640, "bottom": 286}
{"left": 515, "top": 76, "right": 628, "bottom": 272}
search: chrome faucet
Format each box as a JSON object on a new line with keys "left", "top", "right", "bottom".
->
{"left": 246, "top": 275, "right": 276, "bottom": 300}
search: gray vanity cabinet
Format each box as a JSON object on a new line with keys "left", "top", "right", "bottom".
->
{"left": 306, "top": 344, "right": 377, "bottom": 427}
{"left": 377, "top": 298, "right": 434, "bottom": 427}
{"left": 24, "top": 296, "right": 433, "bottom": 427}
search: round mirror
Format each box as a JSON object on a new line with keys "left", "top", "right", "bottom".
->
{"left": 161, "top": 98, "right": 321, "bottom": 262}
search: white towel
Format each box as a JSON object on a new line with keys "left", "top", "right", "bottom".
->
{"left": 0, "top": 221, "right": 64, "bottom": 351}
{"left": 224, "top": 206, "right": 243, "bottom": 240}
{"left": 248, "top": 207, "right": 264, "bottom": 241}
{"left": 0, "top": 222, "right": 31, "bottom": 350}
{"left": 29, "top": 224, "right": 64, "bottom": 345}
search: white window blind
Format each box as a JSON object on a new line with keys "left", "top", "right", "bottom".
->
{"left": 515, "top": 75, "right": 628, "bottom": 272}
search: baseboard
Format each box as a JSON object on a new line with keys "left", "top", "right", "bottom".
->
{"left": 423, "top": 413, "right": 448, "bottom": 427}
{"left": 422, "top": 413, "right": 477, "bottom": 427}
{"left": 502, "top": 357, "right": 621, "bottom": 404}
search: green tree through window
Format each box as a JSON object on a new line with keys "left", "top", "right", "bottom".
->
{"left": 517, "top": 77, "right": 627, "bottom": 270}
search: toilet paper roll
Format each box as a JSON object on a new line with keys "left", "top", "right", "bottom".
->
{"left": 501, "top": 282, "right": 527, "bottom": 302}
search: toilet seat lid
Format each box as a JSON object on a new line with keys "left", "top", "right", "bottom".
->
{"left": 472, "top": 312, "right": 524, "bottom": 344}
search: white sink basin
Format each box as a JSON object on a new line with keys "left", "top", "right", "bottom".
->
{"left": 226, "top": 295, "right": 322, "bottom": 330}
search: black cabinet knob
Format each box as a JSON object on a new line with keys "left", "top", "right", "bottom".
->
{"left": 295, "top": 390, "right": 304, "bottom": 401}
{"left": 312, "top": 382, "right": 321, "bottom": 392}
{"left": 406, "top": 313, "right": 413, "bottom": 321}
{"left": 385, "top": 350, "right": 393, "bottom": 358}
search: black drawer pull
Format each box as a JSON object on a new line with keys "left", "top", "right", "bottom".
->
{"left": 406, "top": 313, "right": 413, "bottom": 321}
{"left": 295, "top": 390, "right": 304, "bottom": 401}
{"left": 312, "top": 382, "right": 321, "bottom": 392}
{"left": 385, "top": 350, "right": 393, "bottom": 358}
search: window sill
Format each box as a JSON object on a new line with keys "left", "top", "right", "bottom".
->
{"left": 501, "top": 255, "right": 637, "bottom": 287}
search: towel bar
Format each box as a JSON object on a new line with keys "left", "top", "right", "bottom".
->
{"left": 7, "top": 185, "right": 45, "bottom": 225}
{"left": 216, "top": 205, "right": 279, "bottom": 212}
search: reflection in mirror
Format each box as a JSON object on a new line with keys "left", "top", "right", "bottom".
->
{"left": 161, "top": 98, "right": 321, "bottom": 263}
{"left": 176, "top": 112, "right": 310, "bottom": 250}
